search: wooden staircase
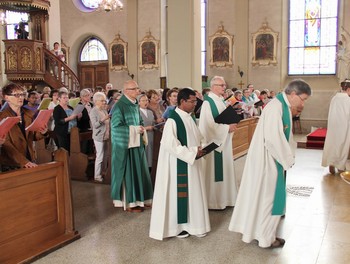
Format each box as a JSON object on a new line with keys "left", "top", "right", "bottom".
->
{"left": 3, "top": 39, "right": 80, "bottom": 91}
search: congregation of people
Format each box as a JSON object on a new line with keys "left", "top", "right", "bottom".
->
{"left": 2, "top": 75, "right": 349, "bottom": 249}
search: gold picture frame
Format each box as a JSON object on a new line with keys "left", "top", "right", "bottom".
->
{"left": 109, "top": 33, "right": 128, "bottom": 71}
{"left": 139, "top": 30, "right": 159, "bottom": 70}
{"left": 251, "top": 21, "right": 278, "bottom": 66}
{"left": 209, "top": 23, "right": 234, "bottom": 68}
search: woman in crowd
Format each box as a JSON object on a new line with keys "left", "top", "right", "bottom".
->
{"left": 138, "top": 94, "right": 155, "bottom": 172}
{"left": 53, "top": 91, "right": 81, "bottom": 152}
{"left": 89, "top": 92, "right": 110, "bottom": 182}
{"left": 162, "top": 88, "right": 179, "bottom": 119}
{"left": 146, "top": 89, "right": 165, "bottom": 123}
{"left": 0, "top": 83, "right": 48, "bottom": 169}
{"left": 107, "top": 89, "right": 121, "bottom": 113}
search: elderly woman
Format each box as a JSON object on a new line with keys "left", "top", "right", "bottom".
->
{"left": 89, "top": 92, "right": 110, "bottom": 182}
{"left": 0, "top": 83, "right": 48, "bottom": 169}
{"left": 138, "top": 94, "right": 155, "bottom": 171}
{"left": 146, "top": 89, "right": 165, "bottom": 123}
{"left": 53, "top": 91, "right": 81, "bottom": 152}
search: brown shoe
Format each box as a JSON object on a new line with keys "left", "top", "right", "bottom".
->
{"left": 126, "top": 207, "right": 143, "bottom": 213}
{"left": 270, "top": 237, "right": 285, "bottom": 248}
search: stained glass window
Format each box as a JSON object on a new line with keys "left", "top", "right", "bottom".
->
{"left": 80, "top": 38, "right": 108, "bottom": 62}
{"left": 288, "top": 0, "right": 338, "bottom": 75}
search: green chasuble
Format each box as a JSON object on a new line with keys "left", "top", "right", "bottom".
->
{"left": 272, "top": 93, "right": 291, "bottom": 215}
{"left": 204, "top": 94, "right": 223, "bottom": 182}
{"left": 168, "top": 110, "right": 189, "bottom": 224}
{"left": 110, "top": 95, "right": 153, "bottom": 205}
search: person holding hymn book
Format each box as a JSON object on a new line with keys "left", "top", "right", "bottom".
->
{"left": 198, "top": 76, "right": 238, "bottom": 210}
{"left": 53, "top": 91, "right": 82, "bottom": 153}
{"left": 150, "top": 88, "right": 210, "bottom": 240}
{"left": 0, "top": 83, "right": 48, "bottom": 170}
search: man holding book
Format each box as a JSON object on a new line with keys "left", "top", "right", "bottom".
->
{"left": 150, "top": 88, "right": 210, "bottom": 240}
{"left": 198, "top": 76, "right": 238, "bottom": 210}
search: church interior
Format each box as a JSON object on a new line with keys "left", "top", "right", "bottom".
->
{"left": 0, "top": 0, "right": 350, "bottom": 263}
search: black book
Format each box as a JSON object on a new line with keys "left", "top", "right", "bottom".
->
{"left": 254, "top": 100, "right": 264, "bottom": 107}
{"left": 214, "top": 106, "right": 243, "bottom": 124}
{"left": 195, "top": 142, "right": 220, "bottom": 160}
{"left": 194, "top": 97, "right": 203, "bottom": 118}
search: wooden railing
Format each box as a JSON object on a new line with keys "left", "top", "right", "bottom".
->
{"left": 43, "top": 48, "right": 80, "bottom": 91}
{"left": 3, "top": 39, "right": 80, "bottom": 91}
{"left": 0, "top": 149, "right": 80, "bottom": 264}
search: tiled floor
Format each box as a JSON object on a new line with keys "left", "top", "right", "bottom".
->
{"left": 34, "top": 148, "right": 350, "bottom": 264}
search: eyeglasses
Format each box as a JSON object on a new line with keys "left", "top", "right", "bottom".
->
{"left": 126, "top": 87, "right": 140, "bottom": 90}
{"left": 8, "top": 93, "right": 26, "bottom": 98}
{"left": 297, "top": 94, "right": 307, "bottom": 102}
{"left": 214, "top": 84, "right": 227, "bottom": 87}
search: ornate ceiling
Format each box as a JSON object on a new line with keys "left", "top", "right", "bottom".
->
{"left": 0, "top": 0, "right": 50, "bottom": 12}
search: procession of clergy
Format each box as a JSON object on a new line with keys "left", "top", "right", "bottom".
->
{"left": 111, "top": 74, "right": 350, "bottom": 249}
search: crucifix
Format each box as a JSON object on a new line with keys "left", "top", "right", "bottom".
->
{"left": 238, "top": 80, "right": 245, "bottom": 89}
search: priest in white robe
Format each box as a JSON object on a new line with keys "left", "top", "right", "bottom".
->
{"left": 198, "top": 76, "right": 238, "bottom": 209}
{"left": 150, "top": 88, "right": 210, "bottom": 240}
{"left": 229, "top": 80, "right": 312, "bottom": 248}
{"left": 322, "top": 80, "right": 350, "bottom": 173}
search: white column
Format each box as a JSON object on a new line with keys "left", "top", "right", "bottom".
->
{"left": 167, "top": 0, "right": 201, "bottom": 89}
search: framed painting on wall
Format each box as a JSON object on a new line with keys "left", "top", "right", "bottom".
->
{"left": 209, "top": 24, "right": 234, "bottom": 68}
{"left": 139, "top": 30, "right": 159, "bottom": 70}
{"left": 251, "top": 21, "right": 278, "bottom": 66}
{"left": 109, "top": 33, "right": 128, "bottom": 71}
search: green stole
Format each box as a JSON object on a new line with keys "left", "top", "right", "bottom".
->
{"left": 204, "top": 94, "right": 223, "bottom": 182}
{"left": 169, "top": 110, "right": 189, "bottom": 224}
{"left": 272, "top": 93, "right": 291, "bottom": 215}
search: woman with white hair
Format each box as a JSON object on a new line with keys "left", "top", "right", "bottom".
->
{"left": 89, "top": 92, "right": 110, "bottom": 182}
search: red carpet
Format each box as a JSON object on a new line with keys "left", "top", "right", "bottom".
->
{"left": 306, "top": 128, "right": 327, "bottom": 149}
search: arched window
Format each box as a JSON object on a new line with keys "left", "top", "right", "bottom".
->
{"left": 288, "top": 0, "right": 338, "bottom": 75}
{"left": 81, "top": 0, "right": 99, "bottom": 9}
{"left": 80, "top": 37, "right": 108, "bottom": 62}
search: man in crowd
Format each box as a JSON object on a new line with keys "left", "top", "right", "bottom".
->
{"left": 322, "top": 79, "right": 350, "bottom": 173}
{"left": 229, "top": 79, "right": 312, "bottom": 248}
{"left": 23, "top": 91, "right": 39, "bottom": 112}
{"left": 150, "top": 88, "right": 210, "bottom": 240}
{"left": 199, "top": 76, "right": 238, "bottom": 209}
{"left": 111, "top": 80, "right": 153, "bottom": 212}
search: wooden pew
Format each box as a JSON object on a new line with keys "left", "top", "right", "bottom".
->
{"left": 0, "top": 149, "right": 80, "bottom": 264}
{"left": 36, "top": 138, "right": 54, "bottom": 164}
{"left": 69, "top": 127, "right": 92, "bottom": 181}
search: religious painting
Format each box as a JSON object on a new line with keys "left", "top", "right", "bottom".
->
{"left": 139, "top": 30, "right": 159, "bottom": 70}
{"left": 209, "top": 24, "right": 233, "bottom": 68}
{"left": 252, "top": 21, "right": 278, "bottom": 66}
{"left": 109, "top": 33, "right": 128, "bottom": 71}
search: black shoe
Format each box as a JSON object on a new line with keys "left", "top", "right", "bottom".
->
{"left": 176, "top": 231, "right": 189, "bottom": 238}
